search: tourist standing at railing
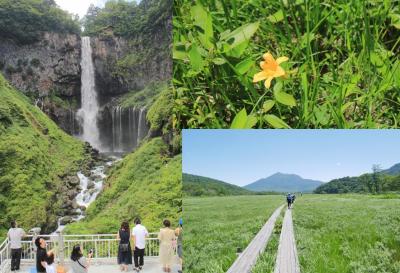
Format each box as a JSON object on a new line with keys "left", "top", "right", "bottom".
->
{"left": 35, "top": 237, "right": 49, "bottom": 273}
{"left": 70, "top": 245, "right": 92, "bottom": 273}
{"left": 117, "top": 221, "right": 133, "bottom": 272}
{"left": 175, "top": 218, "right": 183, "bottom": 273}
{"left": 132, "top": 218, "right": 149, "bottom": 272}
{"left": 8, "top": 220, "right": 26, "bottom": 272}
{"left": 158, "top": 219, "right": 176, "bottom": 273}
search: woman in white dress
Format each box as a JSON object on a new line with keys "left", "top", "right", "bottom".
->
{"left": 158, "top": 219, "right": 176, "bottom": 273}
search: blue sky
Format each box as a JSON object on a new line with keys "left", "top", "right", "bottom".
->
{"left": 183, "top": 130, "right": 400, "bottom": 186}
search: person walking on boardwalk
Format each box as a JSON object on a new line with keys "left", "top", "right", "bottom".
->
{"left": 117, "top": 221, "right": 133, "bottom": 272}
{"left": 286, "top": 193, "right": 292, "bottom": 209}
{"left": 175, "top": 218, "right": 183, "bottom": 273}
{"left": 132, "top": 218, "right": 149, "bottom": 272}
{"left": 158, "top": 219, "right": 176, "bottom": 273}
{"left": 8, "top": 220, "right": 26, "bottom": 272}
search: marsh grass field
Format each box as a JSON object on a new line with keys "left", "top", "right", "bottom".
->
{"left": 173, "top": 0, "right": 400, "bottom": 129}
{"left": 183, "top": 195, "right": 283, "bottom": 272}
{"left": 184, "top": 194, "right": 400, "bottom": 273}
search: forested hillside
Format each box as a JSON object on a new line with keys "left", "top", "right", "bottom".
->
{"left": 0, "top": 0, "right": 80, "bottom": 44}
{"left": 315, "top": 165, "right": 400, "bottom": 194}
{"left": 67, "top": 138, "right": 181, "bottom": 233}
{"left": 183, "top": 173, "right": 253, "bottom": 197}
{"left": 0, "top": 74, "right": 92, "bottom": 234}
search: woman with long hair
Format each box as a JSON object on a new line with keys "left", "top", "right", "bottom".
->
{"left": 70, "top": 245, "right": 92, "bottom": 273}
{"left": 117, "top": 221, "right": 133, "bottom": 271}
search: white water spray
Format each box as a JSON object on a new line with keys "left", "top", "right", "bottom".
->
{"left": 77, "top": 36, "right": 101, "bottom": 150}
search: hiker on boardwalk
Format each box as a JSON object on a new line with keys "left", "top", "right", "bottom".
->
{"left": 8, "top": 220, "right": 26, "bottom": 271}
{"left": 175, "top": 218, "right": 183, "bottom": 273}
{"left": 117, "top": 221, "right": 132, "bottom": 272}
{"left": 286, "top": 193, "right": 292, "bottom": 209}
{"left": 132, "top": 218, "right": 149, "bottom": 272}
{"left": 158, "top": 219, "right": 176, "bottom": 273}
{"left": 35, "top": 237, "right": 49, "bottom": 273}
{"left": 70, "top": 245, "right": 92, "bottom": 273}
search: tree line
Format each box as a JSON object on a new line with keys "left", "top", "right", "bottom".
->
{"left": 0, "top": 0, "right": 80, "bottom": 44}
{"left": 314, "top": 165, "right": 400, "bottom": 194}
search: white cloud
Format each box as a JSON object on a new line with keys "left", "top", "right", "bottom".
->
{"left": 55, "top": 0, "right": 108, "bottom": 19}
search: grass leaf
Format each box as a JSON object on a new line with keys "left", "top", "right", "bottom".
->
{"left": 265, "top": 114, "right": 290, "bottom": 128}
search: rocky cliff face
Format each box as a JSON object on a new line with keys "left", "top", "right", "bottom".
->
{"left": 91, "top": 19, "right": 172, "bottom": 99}
{"left": 0, "top": 32, "right": 81, "bottom": 97}
{"left": 0, "top": 32, "right": 81, "bottom": 134}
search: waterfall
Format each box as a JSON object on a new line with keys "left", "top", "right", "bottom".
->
{"left": 77, "top": 37, "right": 101, "bottom": 150}
{"left": 109, "top": 106, "right": 149, "bottom": 152}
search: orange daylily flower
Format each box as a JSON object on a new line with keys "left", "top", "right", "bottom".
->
{"left": 253, "top": 52, "right": 288, "bottom": 88}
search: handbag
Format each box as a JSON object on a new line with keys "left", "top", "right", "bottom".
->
{"left": 119, "top": 243, "right": 129, "bottom": 252}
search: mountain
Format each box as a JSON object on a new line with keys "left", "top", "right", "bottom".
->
{"left": 244, "top": 172, "right": 323, "bottom": 193}
{"left": 383, "top": 163, "right": 400, "bottom": 175}
{"left": 183, "top": 173, "right": 253, "bottom": 197}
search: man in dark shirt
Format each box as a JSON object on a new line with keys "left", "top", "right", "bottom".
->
{"left": 35, "top": 237, "right": 48, "bottom": 273}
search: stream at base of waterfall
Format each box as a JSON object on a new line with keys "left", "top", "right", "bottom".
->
{"left": 54, "top": 155, "right": 122, "bottom": 233}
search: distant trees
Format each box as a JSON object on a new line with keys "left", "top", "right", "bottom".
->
{"left": 82, "top": 0, "right": 171, "bottom": 37}
{"left": 315, "top": 164, "right": 400, "bottom": 194}
{"left": 0, "top": 0, "right": 81, "bottom": 44}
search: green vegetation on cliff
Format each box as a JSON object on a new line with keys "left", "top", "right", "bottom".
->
{"left": 83, "top": 0, "right": 171, "bottom": 38}
{"left": 118, "top": 82, "right": 168, "bottom": 109}
{"left": 0, "top": 74, "right": 87, "bottom": 235}
{"left": 0, "top": 0, "right": 80, "bottom": 44}
{"left": 66, "top": 138, "right": 181, "bottom": 233}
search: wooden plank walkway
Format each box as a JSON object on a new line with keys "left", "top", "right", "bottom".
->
{"left": 274, "top": 209, "right": 300, "bottom": 273}
{"left": 226, "top": 205, "right": 284, "bottom": 273}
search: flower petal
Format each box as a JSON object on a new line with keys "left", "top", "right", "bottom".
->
{"left": 276, "top": 56, "right": 289, "bottom": 64}
{"left": 263, "top": 52, "right": 275, "bottom": 63}
{"left": 275, "top": 66, "right": 286, "bottom": 77}
{"left": 253, "top": 71, "right": 268, "bottom": 83}
{"left": 264, "top": 76, "right": 274, "bottom": 88}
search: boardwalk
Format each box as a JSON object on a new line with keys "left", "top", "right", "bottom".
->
{"left": 226, "top": 205, "right": 284, "bottom": 273}
{"left": 274, "top": 209, "right": 300, "bottom": 273}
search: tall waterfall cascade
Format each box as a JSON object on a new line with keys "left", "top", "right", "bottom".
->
{"left": 77, "top": 37, "right": 101, "bottom": 150}
{"left": 110, "top": 106, "right": 149, "bottom": 152}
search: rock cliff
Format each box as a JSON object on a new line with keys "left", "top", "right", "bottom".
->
{"left": 0, "top": 32, "right": 81, "bottom": 134}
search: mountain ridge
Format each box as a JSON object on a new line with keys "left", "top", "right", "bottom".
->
{"left": 244, "top": 172, "right": 323, "bottom": 192}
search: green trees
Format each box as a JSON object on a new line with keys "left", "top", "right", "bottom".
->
{"left": 314, "top": 165, "right": 400, "bottom": 194}
{"left": 0, "top": 0, "right": 80, "bottom": 44}
{"left": 82, "top": 0, "right": 171, "bottom": 37}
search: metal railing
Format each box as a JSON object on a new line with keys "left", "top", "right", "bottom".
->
{"left": 0, "top": 232, "right": 161, "bottom": 273}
